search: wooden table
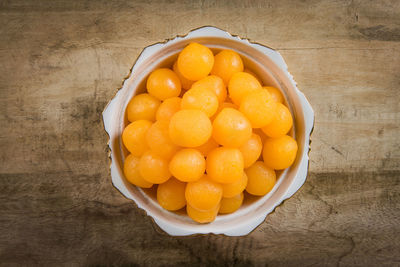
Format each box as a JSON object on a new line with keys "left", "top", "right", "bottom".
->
{"left": 1, "top": 1, "right": 399, "bottom": 266}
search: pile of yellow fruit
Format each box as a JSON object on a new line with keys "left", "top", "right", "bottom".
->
{"left": 122, "top": 43, "right": 297, "bottom": 223}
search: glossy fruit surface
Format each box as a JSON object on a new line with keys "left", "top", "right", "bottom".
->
{"left": 169, "top": 149, "right": 206, "bottom": 182}
{"left": 146, "top": 120, "right": 179, "bottom": 159}
{"left": 245, "top": 161, "right": 276, "bottom": 196}
{"left": 262, "top": 103, "right": 293, "bottom": 138}
{"left": 123, "top": 154, "right": 153, "bottom": 188}
{"left": 122, "top": 120, "right": 152, "bottom": 156}
{"left": 239, "top": 133, "right": 263, "bottom": 168}
{"left": 219, "top": 193, "right": 244, "bottom": 214}
{"left": 156, "top": 97, "right": 181, "bottom": 122}
{"left": 191, "top": 75, "right": 227, "bottom": 103}
{"left": 263, "top": 135, "right": 298, "bottom": 170}
{"left": 157, "top": 178, "right": 186, "bottom": 211}
{"left": 139, "top": 150, "right": 171, "bottom": 184}
{"left": 211, "top": 49, "right": 243, "bottom": 85}
{"left": 126, "top": 93, "right": 160, "bottom": 122}
{"left": 221, "top": 172, "right": 248, "bottom": 198}
{"left": 181, "top": 86, "right": 219, "bottom": 117}
{"left": 212, "top": 108, "right": 252, "bottom": 147}
{"left": 228, "top": 72, "right": 261, "bottom": 105}
{"left": 239, "top": 89, "right": 276, "bottom": 128}
{"left": 169, "top": 109, "right": 212, "bottom": 147}
{"left": 206, "top": 147, "right": 244, "bottom": 184}
{"left": 177, "top": 43, "right": 214, "bottom": 81}
{"left": 187, "top": 203, "right": 219, "bottom": 224}
{"left": 264, "top": 86, "right": 284, "bottom": 103}
{"left": 147, "top": 68, "right": 181, "bottom": 101}
{"left": 185, "top": 175, "right": 223, "bottom": 211}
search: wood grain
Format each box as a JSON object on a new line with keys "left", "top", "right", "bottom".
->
{"left": 0, "top": 0, "right": 399, "bottom": 266}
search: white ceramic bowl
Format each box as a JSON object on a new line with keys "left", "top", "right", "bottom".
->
{"left": 102, "top": 26, "right": 314, "bottom": 236}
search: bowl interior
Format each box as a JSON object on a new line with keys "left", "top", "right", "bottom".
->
{"left": 111, "top": 36, "right": 307, "bottom": 233}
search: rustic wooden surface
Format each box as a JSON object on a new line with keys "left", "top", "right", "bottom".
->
{"left": 1, "top": 0, "right": 399, "bottom": 266}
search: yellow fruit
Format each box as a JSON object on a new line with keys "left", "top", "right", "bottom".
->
{"left": 139, "top": 150, "right": 171, "bottom": 184}
{"left": 146, "top": 120, "right": 179, "bottom": 159}
{"left": 221, "top": 172, "right": 248, "bottom": 198}
{"left": 219, "top": 192, "right": 244, "bottom": 214}
{"left": 181, "top": 86, "right": 219, "bottom": 117}
{"left": 212, "top": 108, "right": 252, "bottom": 147}
{"left": 211, "top": 49, "right": 244, "bottom": 85}
{"left": 122, "top": 120, "right": 152, "bottom": 156}
{"left": 186, "top": 203, "right": 219, "bottom": 223}
{"left": 123, "top": 154, "right": 153, "bottom": 188}
{"left": 147, "top": 68, "right": 181, "bottom": 101}
{"left": 263, "top": 135, "right": 298, "bottom": 170}
{"left": 177, "top": 43, "right": 214, "bottom": 81}
{"left": 169, "top": 149, "right": 205, "bottom": 182}
{"left": 173, "top": 61, "right": 194, "bottom": 90}
{"left": 194, "top": 137, "right": 219, "bottom": 156}
{"left": 185, "top": 175, "right": 223, "bottom": 211}
{"left": 228, "top": 72, "right": 261, "bottom": 105}
{"left": 264, "top": 86, "right": 284, "bottom": 103}
{"left": 169, "top": 109, "right": 212, "bottom": 147}
{"left": 239, "top": 133, "right": 263, "bottom": 168}
{"left": 191, "top": 75, "right": 227, "bottom": 103}
{"left": 155, "top": 96, "right": 182, "bottom": 121}
{"left": 210, "top": 101, "right": 238, "bottom": 122}
{"left": 245, "top": 161, "right": 276, "bottom": 196}
{"left": 121, "top": 41, "right": 301, "bottom": 222}
{"left": 157, "top": 178, "right": 186, "bottom": 211}
{"left": 206, "top": 147, "right": 244, "bottom": 184}
{"left": 262, "top": 103, "right": 293, "bottom": 138}
{"left": 126, "top": 93, "right": 160, "bottom": 122}
{"left": 243, "top": 68, "right": 262, "bottom": 84}
{"left": 239, "top": 89, "right": 276, "bottom": 128}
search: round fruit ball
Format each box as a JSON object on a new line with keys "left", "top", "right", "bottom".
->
{"left": 206, "top": 147, "right": 244, "bottom": 184}
{"left": 122, "top": 120, "right": 152, "bottom": 156}
{"left": 126, "top": 93, "right": 160, "bottom": 122}
{"left": 146, "top": 68, "right": 181, "bottom": 101}
{"left": 239, "top": 89, "right": 276, "bottom": 128}
{"left": 181, "top": 86, "right": 219, "bottom": 117}
{"left": 219, "top": 192, "right": 244, "bottom": 214}
{"left": 191, "top": 75, "right": 227, "bottom": 103}
{"left": 186, "top": 203, "right": 219, "bottom": 224}
{"left": 177, "top": 43, "right": 214, "bottom": 81}
{"left": 263, "top": 135, "right": 298, "bottom": 170}
{"left": 211, "top": 49, "right": 244, "bottom": 85}
{"left": 169, "top": 149, "right": 206, "bottom": 182}
{"left": 212, "top": 108, "right": 252, "bottom": 148}
{"left": 145, "top": 120, "right": 179, "bottom": 159}
{"left": 243, "top": 68, "right": 262, "bottom": 84}
{"left": 245, "top": 161, "right": 276, "bottom": 196}
{"left": 157, "top": 178, "right": 186, "bottom": 211}
{"left": 221, "top": 172, "right": 248, "bottom": 198}
{"left": 262, "top": 103, "right": 293, "bottom": 138}
{"left": 264, "top": 86, "right": 284, "bottom": 103}
{"left": 155, "top": 96, "right": 182, "bottom": 122}
{"left": 169, "top": 109, "right": 212, "bottom": 147}
{"left": 185, "top": 175, "right": 223, "bottom": 211}
{"left": 238, "top": 133, "right": 263, "bottom": 168}
{"left": 139, "top": 150, "right": 171, "bottom": 184}
{"left": 123, "top": 154, "right": 153, "bottom": 188}
{"left": 228, "top": 72, "right": 261, "bottom": 106}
